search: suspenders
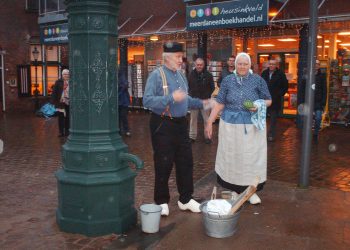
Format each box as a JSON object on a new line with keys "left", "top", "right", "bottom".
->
{"left": 158, "top": 67, "right": 172, "bottom": 118}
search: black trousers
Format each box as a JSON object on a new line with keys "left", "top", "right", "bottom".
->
{"left": 118, "top": 106, "right": 129, "bottom": 133}
{"left": 150, "top": 113, "right": 194, "bottom": 204}
{"left": 57, "top": 104, "right": 70, "bottom": 136}
{"left": 267, "top": 108, "right": 278, "bottom": 138}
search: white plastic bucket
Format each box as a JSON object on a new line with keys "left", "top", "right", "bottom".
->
{"left": 140, "top": 204, "right": 162, "bottom": 233}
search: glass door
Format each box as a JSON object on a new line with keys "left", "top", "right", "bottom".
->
{"left": 258, "top": 52, "right": 299, "bottom": 116}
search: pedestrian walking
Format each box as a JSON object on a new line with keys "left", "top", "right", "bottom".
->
{"left": 51, "top": 69, "right": 70, "bottom": 137}
{"left": 218, "top": 55, "right": 235, "bottom": 87}
{"left": 299, "top": 59, "right": 327, "bottom": 143}
{"left": 206, "top": 52, "right": 272, "bottom": 204}
{"left": 118, "top": 69, "right": 131, "bottom": 136}
{"left": 261, "top": 58, "right": 289, "bottom": 142}
{"left": 143, "top": 42, "right": 210, "bottom": 216}
{"left": 188, "top": 57, "right": 215, "bottom": 144}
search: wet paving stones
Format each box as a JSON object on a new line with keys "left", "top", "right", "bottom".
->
{"left": 1, "top": 111, "right": 350, "bottom": 249}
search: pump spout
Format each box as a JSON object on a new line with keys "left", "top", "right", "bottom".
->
{"left": 119, "top": 152, "right": 144, "bottom": 170}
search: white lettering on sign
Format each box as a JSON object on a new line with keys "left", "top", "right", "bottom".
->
{"left": 220, "top": 4, "right": 264, "bottom": 15}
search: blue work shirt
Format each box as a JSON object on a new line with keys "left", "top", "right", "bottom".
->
{"left": 143, "top": 65, "right": 203, "bottom": 117}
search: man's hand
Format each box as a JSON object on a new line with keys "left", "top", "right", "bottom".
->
{"left": 172, "top": 89, "right": 187, "bottom": 102}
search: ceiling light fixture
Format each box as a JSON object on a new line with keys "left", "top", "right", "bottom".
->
{"left": 258, "top": 44, "right": 275, "bottom": 47}
{"left": 150, "top": 35, "right": 159, "bottom": 41}
{"left": 338, "top": 32, "right": 350, "bottom": 35}
{"left": 277, "top": 38, "right": 297, "bottom": 42}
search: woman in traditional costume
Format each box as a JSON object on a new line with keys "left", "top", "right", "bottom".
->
{"left": 206, "top": 52, "right": 272, "bottom": 204}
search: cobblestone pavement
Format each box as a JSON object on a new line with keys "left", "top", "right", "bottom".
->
{"left": 0, "top": 111, "right": 349, "bottom": 249}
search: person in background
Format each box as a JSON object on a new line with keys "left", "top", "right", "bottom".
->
{"left": 206, "top": 52, "right": 272, "bottom": 205}
{"left": 118, "top": 69, "right": 131, "bottom": 136}
{"left": 299, "top": 59, "right": 327, "bottom": 143}
{"left": 218, "top": 55, "right": 235, "bottom": 87}
{"left": 261, "top": 58, "right": 288, "bottom": 142}
{"left": 51, "top": 69, "right": 70, "bottom": 137}
{"left": 143, "top": 42, "right": 210, "bottom": 216}
{"left": 181, "top": 57, "right": 189, "bottom": 79}
{"left": 188, "top": 57, "right": 215, "bottom": 144}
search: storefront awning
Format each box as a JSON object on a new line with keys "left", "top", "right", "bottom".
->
{"left": 271, "top": 0, "right": 350, "bottom": 23}
{"left": 118, "top": 12, "right": 186, "bottom": 38}
{"left": 117, "top": 0, "right": 187, "bottom": 38}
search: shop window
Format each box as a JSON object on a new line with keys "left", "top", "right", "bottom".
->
{"left": 46, "top": 66, "right": 59, "bottom": 95}
{"left": 46, "top": 46, "right": 58, "bottom": 62}
{"left": 25, "top": 0, "right": 39, "bottom": 11}
{"left": 58, "top": 0, "right": 66, "bottom": 11}
{"left": 30, "top": 65, "right": 43, "bottom": 96}
{"left": 39, "top": 0, "right": 45, "bottom": 15}
{"left": 46, "top": 0, "right": 59, "bottom": 13}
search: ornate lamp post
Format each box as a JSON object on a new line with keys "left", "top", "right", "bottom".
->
{"left": 32, "top": 47, "right": 40, "bottom": 111}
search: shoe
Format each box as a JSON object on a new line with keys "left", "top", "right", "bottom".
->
{"left": 249, "top": 193, "right": 261, "bottom": 205}
{"left": 178, "top": 199, "right": 201, "bottom": 213}
{"left": 267, "top": 136, "right": 274, "bottom": 142}
{"left": 125, "top": 131, "right": 131, "bottom": 137}
{"left": 160, "top": 203, "right": 169, "bottom": 216}
{"left": 190, "top": 138, "right": 196, "bottom": 143}
{"left": 204, "top": 139, "right": 212, "bottom": 144}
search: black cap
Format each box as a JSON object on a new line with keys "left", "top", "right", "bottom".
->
{"left": 163, "top": 42, "right": 183, "bottom": 53}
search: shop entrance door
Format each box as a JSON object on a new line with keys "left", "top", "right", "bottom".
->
{"left": 258, "top": 52, "right": 299, "bottom": 116}
{"left": 0, "top": 52, "right": 5, "bottom": 112}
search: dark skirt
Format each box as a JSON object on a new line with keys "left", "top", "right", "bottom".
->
{"left": 217, "top": 174, "right": 265, "bottom": 194}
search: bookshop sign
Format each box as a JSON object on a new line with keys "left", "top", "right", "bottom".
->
{"left": 186, "top": 0, "right": 268, "bottom": 31}
{"left": 40, "top": 23, "right": 68, "bottom": 44}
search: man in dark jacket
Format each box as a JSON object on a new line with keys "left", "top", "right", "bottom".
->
{"left": 51, "top": 69, "right": 70, "bottom": 137}
{"left": 217, "top": 56, "right": 235, "bottom": 87}
{"left": 300, "top": 60, "right": 327, "bottom": 142}
{"left": 261, "top": 59, "right": 289, "bottom": 141}
{"left": 188, "top": 58, "right": 215, "bottom": 144}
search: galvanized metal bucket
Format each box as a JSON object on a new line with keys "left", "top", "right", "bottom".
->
{"left": 199, "top": 200, "right": 242, "bottom": 238}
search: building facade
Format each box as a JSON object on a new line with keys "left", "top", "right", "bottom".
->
{"left": 0, "top": 0, "right": 39, "bottom": 112}
{"left": 1, "top": 0, "right": 350, "bottom": 123}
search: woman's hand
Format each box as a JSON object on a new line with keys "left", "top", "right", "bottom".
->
{"left": 248, "top": 105, "right": 258, "bottom": 112}
{"left": 206, "top": 121, "right": 213, "bottom": 139}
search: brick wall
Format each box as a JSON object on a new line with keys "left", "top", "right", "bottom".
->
{"left": 0, "top": 0, "right": 39, "bottom": 113}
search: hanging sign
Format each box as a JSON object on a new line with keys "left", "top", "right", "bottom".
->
{"left": 186, "top": 0, "right": 269, "bottom": 31}
{"left": 40, "top": 23, "right": 68, "bottom": 44}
